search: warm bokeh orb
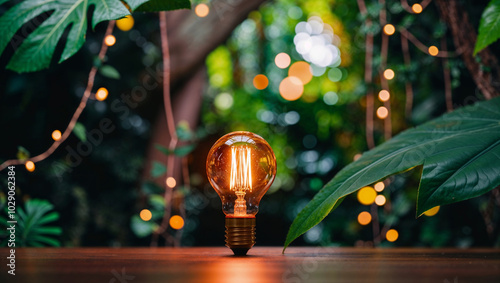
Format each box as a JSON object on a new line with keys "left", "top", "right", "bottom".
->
{"left": 140, "top": 209, "right": 152, "bottom": 221}
{"left": 428, "top": 45, "right": 439, "bottom": 56}
{"left": 357, "top": 186, "right": 377, "bottom": 205}
{"left": 279, "top": 76, "right": 304, "bottom": 101}
{"left": 377, "top": 106, "right": 389, "bottom": 119}
{"left": 166, "top": 177, "right": 176, "bottom": 188}
{"left": 378, "top": 90, "right": 390, "bottom": 102}
{"left": 383, "top": 69, "right": 395, "bottom": 80}
{"left": 383, "top": 24, "right": 395, "bottom": 36}
{"left": 288, "top": 61, "right": 313, "bottom": 84}
{"left": 253, "top": 74, "right": 269, "bottom": 90}
{"left": 195, "top": 4, "right": 209, "bottom": 18}
{"left": 358, "top": 211, "right": 372, "bottom": 225}
{"left": 52, "top": 130, "right": 62, "bottom": 141}
{"left": 104, "top": 35, "right": 116, "bottom": 46}
{"left": 375, "top": 195, "right": 386, "bottom": 206}
{"left": 96, "top": 87, "right": 108, "bottom": 101}
{"left": 412, "top": 3, "right": 423, "bottom": 14}
{"left": 25, "top": 161, "right": 35, "bottom": 172}
{"left": 424, "top": 206, "right": 440, "bottom": 217}
{"left": 170, "top": 215, "right": 185, "bottom": 230}
{"left": 117, "top": 15, "right": 134, "bottom": 31}
{"left": 275, "top": 53, "right": 291, "bottom": 69}
{"left": 386, "top": 229, "right": 399, "bottom": 242}
{"left": 374, "top": 181, "right": 385, "bottom": 192}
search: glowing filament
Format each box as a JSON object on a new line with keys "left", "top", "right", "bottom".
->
{"left": 230, "top": 146, "right": 252, "bottom": 192}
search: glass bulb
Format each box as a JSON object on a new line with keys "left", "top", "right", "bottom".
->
{"left": 206, "top": 131, "right": 276, "bottom": 255}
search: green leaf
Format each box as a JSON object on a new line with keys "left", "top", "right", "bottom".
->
{"left": 73, "top": 122, "right": 87, "bottom": 142}
{"left": 16, "top": 146, "right": 30, "bottom": 160}
{"left": 284, "top": 97, "right": 500, "bottom": 251}
{"left": 474, "top": 0, "right": 500, "bottom": 55}
{"left": 99, "top": 65, "right": 121, "bottom": 79}
{"left": 0, "top": 0, "right": 148, "bottom": 73}
{"left": 131, "top": 215, "right": 157, "bottom": 238}
{"left": 150, "top": 161, "right": 167, "bottom": 178}
{"left": 136, "top": 0, "right": 191, "bottom": 12}
{"left": 155, "top": 144, "right": 196, "bottom": 157}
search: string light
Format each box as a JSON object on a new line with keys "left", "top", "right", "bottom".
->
{"left": 279, "top": 76, "right": 304, "bottom": 101}
{"left": 386, "top": 229, "right": 399, "bottom": 242}
{"left": 383, "top": 69, "right": 395, "bottom": 80}
{"left": 383, "top": 24, "right": 395, "bottom": 36}
{"left": 275, "top": 53, "right": 291, "bottom": 69}
{"left": 140, "top": 209, "right": 152, "bottom": 221}
{"left": 195, "top": 3, "right": 209, "bottom": 17}
{"left": 95, "top": 87, "right": 108, "bottom": 101}
{"left": 52, "top": 130, "right": 62, "bottom": 141}
{"left": 424, "top": 206, "right": 440, "bottom": 216}
{"left": 166, "top": 177, "right": 176, "bottom": 188}
{"left": 288, "top": 61, "right": 313, "bottom": 84}
{"left": 375, "top": 195, "right": 386, "bottom": 206}
{"left": 357, "top": 211, "right": 372, "bottom": 225}
{"left": 169, "top": 215, "right": 184, "bottom": 230}
{"left": 104, "top": 35, "right": 116, "bottom": 46}
{"left": 377, "top": 106, "right": 389, "bottom": 119}
{"left": 378, "top": 90, "right": 390, "bottom": 102}
{"left": 116, "top": 15, "right": 134, "bottom": 31}
{"left": 25, "top": 161, "right": 35, "bottom": 172}
{"left": 253, "top": 74, "right": 269, "bottom": 90}
{"left": 357, "top": 186, "right": 377, "bottom": 205}
{"left": 412, "top": 4, "right": 423, "bottom": 14}
{"left": 428, "top": 45, "right": 439, "bottom": 56}
{"left": 374, "top": 181, "right": 385, "bottom": 192}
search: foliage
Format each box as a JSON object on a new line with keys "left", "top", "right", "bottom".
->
{"left": 474, "top": 0, "right": 500, "bottom": 55}
{"left": 284, "top": 97, "right": 500, "bottom": 250}
{"left": 0, "top": 199, "right": 62, "bottom": 247}
{"left": 135, "top": 0, "right": 191, "bottom": 12}
{"left": 0, "top": 0, "right": 190, "bottom": 73}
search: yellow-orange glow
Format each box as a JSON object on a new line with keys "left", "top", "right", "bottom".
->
{"left": 279, "top": 76, "right": 304, "bottom": 101}
{"left": 96, "top": 87, "right": 108, "bottom": 101}
{"left": 412, "top": 3, "right": 423, "bottom": 14}
{"left": 358, "top": 211, "right": 372, "bottom": 225}
{"left": 140, "top": 209, "right": 152, "bottom": 221}
{"left": 231, "top": 146, "right": 252, "bottom": 216}
{"left": 275, "top": 53, "right": 291, "bottom": 69}
{"left": 378, "top": 90, "right": 390, "bottom": 102}
{"left": 104, "top": 35, "right": 116, "bottom": 46}
{"left": 428, "top": 45, "right": 439, "bottom": 56}
{"left": 195, "top": 3, "right": 209, "bottom": 17}
{"left": 383, "top": 24, "right": 395, "bottom": 36}
{"left": 166, "top": 177, "right": 176, "bottom": 188}
{"left": 117, "top": 15, "right": 134, "bottom": 31}
{"left": 289, "top": 61, "right": 313, "bottom": 84}
{"left": 386, "top": 229, "right": 399, "bottom": 242}
{"left": 424, "top": 206, "right": 440, "bottom": 216}
{"left": 383, "top": 69, "right": 395, "bottom": 80}
{"left": 374, "top": 181, "right": 385, "bottom": 192}
{"left": 52, "top": 130, "right": 62, "bottom": 141}
{"left": 375, "top": 195, "right": 386, "bottom": 206}
{"left": 25, "top": 161, "right": 35, "bottom": 172}
{"left": 170, "top": 215, "right": 184, "bottom": 230}
{"left": 253, "top": 74, "right": 269, "bottom": 90}
{"left": 377, "top": 106, "right": 389, "bottom": 119}
{"left": 357, "top": 186, "right": 376, "bottom": 205}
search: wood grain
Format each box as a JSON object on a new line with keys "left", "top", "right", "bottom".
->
{"left": 1, "top": 247, "right": 499, "bottom": 283}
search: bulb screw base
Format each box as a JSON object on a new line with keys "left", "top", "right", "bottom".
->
{"left": 225, "top": 217, "right": 256, "bottom": 256}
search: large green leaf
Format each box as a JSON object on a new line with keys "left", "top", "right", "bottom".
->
{"left": 136, "top": 0, "right": 190, "bottom": 12}
{"left": 0, "top": 0, "right": 149, "bottom": 73}
{"left": 474, "top": 0, "right": 500, "bottom": 55}
{"left": 284, "top": 97, "right": 500, "bottom": 251}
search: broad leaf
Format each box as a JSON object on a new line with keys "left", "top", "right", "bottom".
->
{"left": 99, "top": 65, "right": 121, "bottom": 79}
{"left": 136, "top": 0, "right": 191, "bottom": 12}
{"left": 0, "top": 0, "right": 148, "bottom": 73}
{"left": 474, "top": 0, "right": 500, "bottom": 55}
{"left": 150, "top": 161, "right": 166, "bottom": 178}
{"left": 73, "top": 122, "right": 87, "bottom": 142}
{"left": 284, "top": 97, "right": 500, "bottom": 251}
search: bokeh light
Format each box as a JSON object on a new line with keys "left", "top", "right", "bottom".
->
{"left": 166, "top": 177, "right": 176, "bottom": 188}
{"left": 383, "top": 69, "right": 395, "bottom": 80}
{"left": 374, "top": 181, "right": 385, "bottom": 192}
{"left": 52, "top": 130, "right": 62, "bottom": 141}
{"left": 378, "top": 90, "right": 390, "bottom": 102}
{"left": 412, "top": 3, "right": 423, "bottom": 14}
{"left": 358, "top": 211, "right": 372, "bottom": 225}
{"left": 279, "top": 76, "right": 304, "bottom": 101}
{"left": 25, "top": 161, "right": 35, "bottom": 172}
{"left": 214, "top": 93, "right": 233, "bottom": 110}
{"left": 96, "top": 87, "right": 108, "bottom": 101}
{"left": 375, "top": 195, "right": 386, "bottom": 206}
{"left": 383, "top": 24, "right": 395, "bottom": 36}
{"left": 253, "top": 74, "right": 269, "bottom": 90}
{"left": 140, "top": 209, "right": 152, "bottom": 221}
{"left": 104, "top": 35, "right": 116, "bottom": 46}
{"left": 377, "top": 106, "right": 389, "bottom": 119}
{"left": 424, "top": 206, "right": 440, "bottom": 216}
{"left": 195, "top": 3, "right": 209, "bottom": 17}
{"left": 386, "top": 229, "right": 399, "bottom": 242}
{"left": 289, "top": 61, "right": 313, "bottom": 84}
{"left": 275, "top": 53, "right": 291, "bottom": 69}
{"left": 357, "top": 186, "right": 377, "bottom": 205}
{"left": 116, "top": 15, "right": 134, "bottom": 31}
{"left": 428, "top": 46, "right": 439, "bottom": 56}
{"left": 169, "top": 215, "right": 184, "bottom": 230}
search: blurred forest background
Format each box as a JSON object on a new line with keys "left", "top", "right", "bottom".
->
{"left": 1, "top": 0, "right": 499, "bottom": 248}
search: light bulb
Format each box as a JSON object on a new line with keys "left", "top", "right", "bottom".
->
{"left": 207, "top": 131, "right": 276, "bottom": 255}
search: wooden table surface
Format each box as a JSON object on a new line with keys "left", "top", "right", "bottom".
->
{"left": 1, "top": 247, "right": 499, "bottom": 283}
